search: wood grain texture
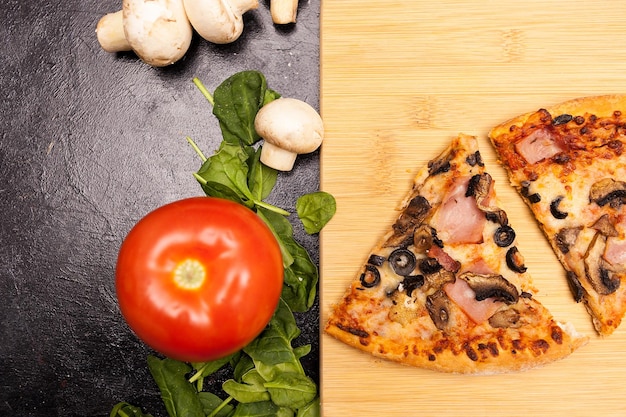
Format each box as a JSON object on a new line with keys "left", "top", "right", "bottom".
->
{"left": 320, "top": 1, "right": 626, "bottom": 416}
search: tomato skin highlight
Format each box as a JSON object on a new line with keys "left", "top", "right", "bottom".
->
{"left": 115, "top": 197, "right": 284, "bottom": 362}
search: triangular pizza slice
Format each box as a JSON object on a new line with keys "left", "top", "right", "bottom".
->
{"left": 325, "top": 133, "right": 587, "bottom": 374}
{"left": 489, "top": 95, "right": 626, "bottom": 335}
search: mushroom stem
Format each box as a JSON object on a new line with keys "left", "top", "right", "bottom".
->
{"left": 270, "top": 0, "right": 298, "bottom": 24}
{"left": 96, "top": 11, "right": 132, "bottom": 52}
{"left": 229, "top": 0, "right": 259, "bottom": 15}
{"left": 260, "top": 142, "right": 298, "bottom": 172}
{"left": 183, "top": 0, "right": 258, "bottom": 44}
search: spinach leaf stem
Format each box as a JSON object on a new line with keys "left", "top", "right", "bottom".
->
{"left": 192, "top": 77, "right": 214, "bottom": 106}
{"left": 207, "top": 396, "right": 233, "bottom": 417}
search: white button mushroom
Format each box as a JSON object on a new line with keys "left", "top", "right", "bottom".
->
{"left": 95, "top": 0, "right": 193, "bottom": 67}
{"left": 254, "top": 98, "right": 324, "bottom": 171}
{"left": 182, "top": 0, "right": 258, "bottom": 44}
{"left": 96, "top": 11, "right": 132, "bottom": 53}
{"left": 270, "top": 0, "right": 298, "bottom": 24}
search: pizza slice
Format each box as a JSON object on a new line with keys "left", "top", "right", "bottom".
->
{"left": 489, "top": 95, "right": 626, "bottom": 336}
{"left": 325, "top": 133, "right": 587, "bottom": 374}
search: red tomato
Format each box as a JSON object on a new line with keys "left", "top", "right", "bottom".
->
{"left": 115, "top": 197, "right": 284, "bottom": 362}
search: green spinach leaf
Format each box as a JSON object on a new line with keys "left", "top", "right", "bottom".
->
{"left": 223, "top": 370, "right": 271, "bottom": 403}
{"left": 212, "top": 71, "right": 268, "bottom": 146}
{"left": 109, "top": 402, "right": 154, "bottom": 417}
{"left": 296, "top": 191, "right": 336, "bottom": 234}
{"left": 147, "top": 356, "right": 205, "bottom": 417}
{"left": 244, "top": 299, "right": 308, "bottom": 382}
{"left": 230, "top": 400, "right": 283, "bottom": 417}
{"left": 296, "top": 398, "right": 320, "bottom": 417}
{"left": 257, "top": 208, "right": 318, "bottom": 312}
{"left": 248, "top": 147, "right": 278, "bottom": 201}
{"left": 264, "top": 373, "right": 317, "bottom": 410}
{"left": 197, "top": 392, "right": 234, "bottom": 417}
{"left": 195, "top": 142, "right": 255, "bottom": 206}
{"left": 232, "top": 353, "right": 256, "bottom": 382}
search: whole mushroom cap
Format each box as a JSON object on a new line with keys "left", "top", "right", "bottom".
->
{"left": 255, "top": 98, "right": 324, "bottom": 153}
{"left": 255, "top": 97, "right": 324, "bottom": 171}
{"left": 123, "top": 0, "right": 193, "bottom": 67}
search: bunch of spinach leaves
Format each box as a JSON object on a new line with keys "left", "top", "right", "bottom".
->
{"left": 110, "top": 70, "right": 334, "bottom": 417}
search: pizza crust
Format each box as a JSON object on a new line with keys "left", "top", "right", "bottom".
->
{"left": 490, "top": 94, "right": 626, "bottom": 138}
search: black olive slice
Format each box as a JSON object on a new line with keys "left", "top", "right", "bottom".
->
{"left": 506, "top": 246, "right": 527, "bottom": 273}
{"left": 359, "top": 265, "right": 381, "bottom": 288}
{"left": 553, "top": 114, "right": 573, "bottom": 125}
{"left": 550, "top": 196, "right": 568, "bottom": 219}
{"left": 418, "top": 257, "right": 442, "bottom": 275}
{"left": 494, "top": 225, "right": 516, "bottom": 247}
{"left": 388, "top": 248, "right": 417, "bottom": 276}
{"left": 401, "top": 275, "right": 425, "bottom": 296}
{"left": 527, "top": 193, "right": 541, "bottom": 204}
{"left": 520, "top": 181, "right": 531, "bottom": 197}
{"left": 367, "top": 254, "right": 386, "bottom": 267}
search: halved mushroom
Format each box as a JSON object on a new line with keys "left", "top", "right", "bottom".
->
{"left": 488, "top": 308, "right": 522, "bottom": 328}
{"left": 426, "top": 290, "right": 453, "bottom": 331}
{"left": 591, "top": 214, "right": 619, "bottom": 237}
{"left": 413, "top": 224, "right": 434, "bottom": 253}
{"left": 589, "top": 178, "right": 626, "bottom": 208}
{"left": 458, "top": 272, "right": 519, "bottom": 304}
{"left": 423, "top": 267, "right": 455, "bottom": 291}
{"left": 555, "top": 227, "right": 582, "bottom": 254}
{"left": 583, "top": 232, "right": 620, "bottom": 295}
{"left": 565, "top": 270, "right": 585, "bottom": 302}
{"left": 427, "top": 149, "right": 453, "bottom": 175}
{"left": 384, "top": 195, "right": 432, "bottom": 247}
{"left": 466, "top": 173, "right": 508, "bottom": 225}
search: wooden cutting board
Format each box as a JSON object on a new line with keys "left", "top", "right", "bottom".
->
{"left": 319, "top": 1, "right": 626, "bottom": 416}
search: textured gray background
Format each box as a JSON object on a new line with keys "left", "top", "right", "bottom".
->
{"left": 0, "top": 1, "right": 320, "bottom": 415}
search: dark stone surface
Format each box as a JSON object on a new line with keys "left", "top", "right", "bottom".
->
{"left": 0, "top": 1, "right": 320, "bottom": 416}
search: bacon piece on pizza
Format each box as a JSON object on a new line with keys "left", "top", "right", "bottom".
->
{"left": 489, "top": 95, "right": 626, "bottom": 335}
{"left": 325, "top": 134, "right": 587, "bottom": 374}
